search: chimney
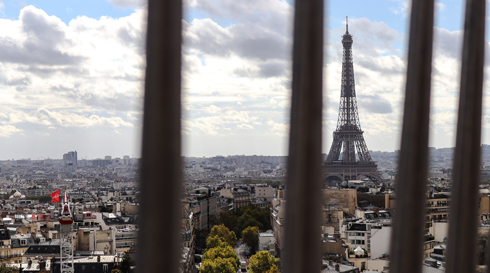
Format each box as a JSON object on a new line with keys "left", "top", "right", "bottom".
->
{"left": 335, "top": 264, "right": 340, "bottom": 271}
{"left": 329, "top": 260, "right": 333, "bottom": 265}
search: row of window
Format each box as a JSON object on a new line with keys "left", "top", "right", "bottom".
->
{"left": 349, "top": 239, "right": 365, "bottom": 245}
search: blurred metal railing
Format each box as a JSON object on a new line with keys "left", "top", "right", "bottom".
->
{"left": 283, "top": 0, "right": 324, "bottom": 272}
{"left": 389, "top": 0, "right": 435, "bottom": 272}
{"left": 390, "top": 0, "right": 486, "bottom": 273}
{"left": 137, "top": 0, "right": 487, "bottom": 272}
{"left": 445, "top": 0, "right": 486, "bottom": 272}
{"left": 138, "top": 0, "right": 183, "bottom": 273}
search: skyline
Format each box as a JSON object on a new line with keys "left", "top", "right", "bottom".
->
{"left": 0, "top": 0, "right": 486, "bottom": 159}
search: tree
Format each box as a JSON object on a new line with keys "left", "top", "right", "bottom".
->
{"left": 219, "top": 211, "right": 238, "bottom": 232}
{"left": 237, "top": 213, "right": 263, "bottom": 236}
{"left": 199, "top": 257, "right": 236, "bottom": 273}
{"left": 209, "top": 214, "right": 220, "bottom": 227}
{"left": 247, "top": 251, "right": 280, "bottom": 273}
{"left": 99, "top": 206, "right": 111, "bottom": 213}
{"left": 266, "top": 264, "right": 280, "bottom": 273}
{"left": 236, "top": 205, "right": 271, "bottom": 231}
{"left": 119, "top": 253, "right": 132, "bottom": 273}
{"left": 203, "top": 244, "right": 240, "bottom": 271}
{"left": 0, "top": 263, "right": 19, "bottom": 273}
{"left": 209, "top": 224, "right": 237, "bottom": 247}
{"left": 242, "top": 226, "right": 259, "bottom": 253}
{"left": 206, "top": 235, "right": 225, "bottom": 250}
{"left": 195, "top": 228, "right": 209, "bottom": 252}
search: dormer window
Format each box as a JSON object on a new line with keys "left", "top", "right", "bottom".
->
{"left": 20, "top": 239, "right": 27, "bottom": 246}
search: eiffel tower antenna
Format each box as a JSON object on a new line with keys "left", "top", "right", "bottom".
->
{"left": 346, "top": 16, "right": 348, "bottom": 33}
{"left": 324, "top": 18, "right": 383, "bottom": 184}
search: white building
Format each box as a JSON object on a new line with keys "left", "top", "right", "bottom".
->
{"left": 255, "top": 185, "right": 274, "bottom": 202}
{"left": 258, "top": 230, "right": 276, "bottom": 256}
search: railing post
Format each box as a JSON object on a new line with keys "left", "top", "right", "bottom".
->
{"left": 389, "top": 0, "right": 434, "bottom": 272}
{"left": 138, "top": 0, "right": 183, "bottom": 273}
{"left": 446, "top": 0, "right": 486, "bottom": 272}
{"left": 283, "top": 0, "right": 324, "bottom": 272}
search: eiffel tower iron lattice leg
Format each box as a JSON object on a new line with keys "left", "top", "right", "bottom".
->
{"left": 324, "top": 17, "right": 383, "bottom": 185}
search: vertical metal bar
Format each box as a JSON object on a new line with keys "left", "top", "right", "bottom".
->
{"left": 389, "top": 0, "right": 434, "bottom": 272}
{"left": 446, "top": 0, "right": 486, "bottom": 272}
{"left": 138, "top": 0, "right": 182, "bottom": 272}
{"left": 283, "top": 0, "right": 323, "bottom": 272}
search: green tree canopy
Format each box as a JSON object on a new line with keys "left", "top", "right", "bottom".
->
{"left": 209, "top": 224, "right": 237, "bottom": 247}
{"left": 237, "top": 212, "right": 263, "bottom": 236}
{"left": 247, "top": 251, "right": 280, "bottom": 273}
{"left": 119, "top": 253, "right": 132, "bottom": 273}
{"left": 0, "top": 263, "right": 19, "bottom": 273}
{"left": 199, "top": 257, "right": 236, "bottom": 273}
{"left": 236, "top": 205, "right": 271, "bottom": 231}
{"left": 219, "top": 211, "right": 238, "bottom": 232}
{"left": 203, "top": 244, "right": 240, "bottom": 271}
{"left": 266, "top": 264, "right": 280, "bottom": 273}
{"left": 206, "top": 235, "right": 227, "bottom": 250}
{"left": 242, "top": 226, "right": 259, "bottom": 252}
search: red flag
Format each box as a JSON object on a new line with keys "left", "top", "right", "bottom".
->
{"left": 50, "top": 190, "right": 60, "bottom": 203}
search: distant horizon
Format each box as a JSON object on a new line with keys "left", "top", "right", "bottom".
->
{"left": 2, "top": 144, "right": 483, "bottom": 161}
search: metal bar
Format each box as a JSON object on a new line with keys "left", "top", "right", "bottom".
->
{"left": 446, "top": 0, "right": 486, "bottom": 272}
{"left": 137, "top": 0, "right": 183, "bottom": 272}
{"left": 283, "top": 0, "right": 323, "bottom": 272}
{"left": 389, "top": 0, "right": 434, "bottom": 272}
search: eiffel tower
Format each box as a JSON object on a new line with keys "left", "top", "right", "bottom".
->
{"left": 324, "top": 17, "right": 383, "bottom": 184}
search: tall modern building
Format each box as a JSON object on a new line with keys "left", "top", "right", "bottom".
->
{"left": 63, "top": 151, "right": 78, "bottom": 171}
{"left": 324, "top": 18, "right": 383, "bottom": 184}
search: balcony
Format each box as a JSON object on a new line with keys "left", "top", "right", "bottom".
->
{"left": 115, "top": 234, "right": 137, "bottom": 240}
{"left": 116, "top": 242, "right": 136, "bottom": 248}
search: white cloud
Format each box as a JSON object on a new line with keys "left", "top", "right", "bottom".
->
{"left": 267, "top": 120, "right": 289, "bottom": 136}
{"left": 0, "top": 6, "right": 143, "bottom": 132}
{"left": 206, "top": 105, "right": 221, "bottom": 113}
{"left": 0, "top": 125, "right": 22, "bottom": 137}
{"left": 237, "top": 124, "right": 253, "bottom": 130}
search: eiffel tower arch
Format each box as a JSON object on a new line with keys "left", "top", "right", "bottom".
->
{"left": 324, "top": 17, "right": 383, "bottom": 185}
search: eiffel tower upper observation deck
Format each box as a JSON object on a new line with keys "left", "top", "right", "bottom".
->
{"left": 324, "top": 17, "right": 383, "bottom": 185}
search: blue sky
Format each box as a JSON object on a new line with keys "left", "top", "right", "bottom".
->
{"left": 1, "top": 0, "right": 135, "bottom": 23}
{"left": 0, "top": 0, "right": 485, "bottom": 159}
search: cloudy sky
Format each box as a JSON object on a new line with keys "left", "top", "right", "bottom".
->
{"left": 0, "top": 0, "right": 484, "bottom": 159}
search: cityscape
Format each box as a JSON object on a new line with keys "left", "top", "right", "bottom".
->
{"left": 0, "top": 18, "right": 489, "bottom": 273}
{"left": 0, "top": 0, "right": 486, "bottom": 273}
